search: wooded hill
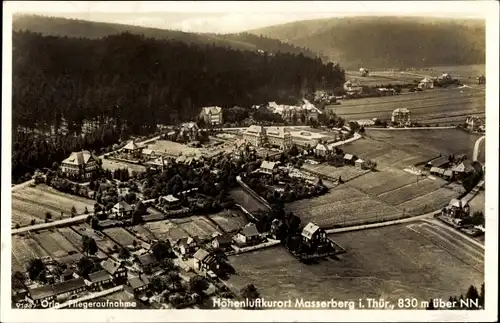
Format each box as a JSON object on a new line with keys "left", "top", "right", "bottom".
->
{"left": 249, "top": 16, "right": 485, "bottom": 69}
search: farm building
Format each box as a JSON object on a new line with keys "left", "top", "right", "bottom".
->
{"left": 173, "top": 237, "right": 199, "bottom": 256}
{"left": 391, "top": 108, "right": 411, "bottom": 127}
{"left": 430, "top": 167, "right": 445, "bottom": 177}
{"left": 61, "top": 150, "right": 99, "bottom": 179}
{"left": 211, "top": 233, "right": 233, "bottom": 251}
{"left": 314, "top": 143, "right": 330, "bottom": 157}
{"left": 199, "top": 106, "right": 223, "bottom": 125}
{"left": 418, "top": 78, "right": 435, "bottom": 89}
{"left": 127, "top": 275, "right": 151, "bottom": 294}
{"left": 86, "top": 270, "right": 113, "bottom": 290}
{"left": 343, "top": 80, "right": 363, "bottom": 95}
{"left": 443, "top": 198, "right": 470, "bottom": 218}
{"left": 234, "top": 223, "right": 261, "bottom": 246}
{"left": 141, "top": 149, "right": 155, "bottom": 158}
{"left": 443, "top": 169, "right": 454, "bottom": 181}
{"left": 260, "top": 161, "right": 276, "bottom": 175}
{"left": 112, "top": 201, "right": 133, "bottom": 218}
{"left": 52, "top": 277, "right": 87, "bottom": 301}
{"left": 101, "top": 259, "right": 127, "bottom": 280}
{"left": 301, "top": 222, "right": 327, "bottom": 247}
{"left": 343, "top": 154, "right": 356, "bottom": 166}
{"left": 28, "top": 285, "right": 56, "bottom": 305}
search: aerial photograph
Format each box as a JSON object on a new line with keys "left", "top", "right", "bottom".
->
{"left": 6, "top": 2, "right": 488, "bottom": 314}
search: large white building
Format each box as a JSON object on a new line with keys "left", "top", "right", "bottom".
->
{"left": 418, "top": 78, "right": 435, "bottom": 89}
{"left": 61, "top": 150, "right": 99, "bottom": 179}
{"left": 199, "top": 106, "right": 223, "bottom": 125}
{"left": 242, "top": 125, "right": 292, "bottom": 150}
{"left": 391, "top": 108, "right": 411, "bottom": 126}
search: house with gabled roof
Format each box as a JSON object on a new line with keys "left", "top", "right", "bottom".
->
{"left": 243, "top": 125, "right": 266, "bottom": 147}
{"left": 173, "top": 236, "right": 199, "bottom": 256}
{"left": 343, "top": 153, "right": 356, "bottom": 165}
{"left": 314, "top": 143, "right": 330, "bottom": 157}
{"left": 259, "top": 161, "right": 276, "bottom": 175}
{"left": 61, "top": 150, "right": 99, "bottom": 179}
{"left": 123, "top": 140, "right": 143, "bottom": 155}
{"left": 301, "top": 222, "right": 327, "bottom": 247}
{"left": 101, "top": 259, "right": 127, "bottom": 280}
{"left": 86, "top": 270, "right": 113, "bottom": 291}
{"left": 234, "top": 223, "right": 261, "bottom": 246}
{"left": 134, "top": 253, "right": 159, "bottom": 273}
{"left": 127, "top": 275, "right": 150, "bottom": 294}
{"left": 211, "top": 233, "right": 233, "bottom": 251}
{"left": 200, "top": 106, "right": 223, "bottom": 125}
{"left": 112, "top": 201, "right": 133, "bottom": 219}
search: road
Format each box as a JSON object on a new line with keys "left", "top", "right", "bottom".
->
{"left": 367, "top": 126, "right": 456, "bottom": 131}
{"left": 11, "top": 213, "right": 90, "bottom": 234}
{"left": 473, "top": 135, "right": 485, "bottom": 162}
{"left": 53, "top": 285, "right": 124, "bottom": 309}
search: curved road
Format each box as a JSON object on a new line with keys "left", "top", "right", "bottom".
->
{"left": 473, "top": 135, "right": 485, "bottom": 162}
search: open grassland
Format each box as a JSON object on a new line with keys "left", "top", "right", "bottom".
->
{"left": 301, "top": 163, "right": 369, "bottom": 182}
{"left": 32, "top": 230, "right": 82, "bottom": 264}
{"left": 104, "top": 227, "right": 138, "bottom": 247}
{"left": 397, "top": 187, "right": 462, "bottom": 215}
{"left": 328, "top": 86, "right": 484, "bottom": 125}
{"left": 11, "top": 184, "right": 95, "bottom": 226}
{"left": 227, "top": 220, "right": 483, "bottom": 308}
{"left": 210, "top": 209, "right": 249, "bottom": 233}
{"left": 286, "top": 186, "right": 402, "bottom": 228}
{"left": 377, "top": 178, "right": 445, "bottom": 206}
{"left": 170, "top": 216, "right": 221, "bottom": 240}
{"left": 143, "top": 220, "right": 190, "bottom": 243}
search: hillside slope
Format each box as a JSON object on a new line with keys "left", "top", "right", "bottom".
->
{"left": 249, "top": 16, "right": 485, "bottom": 69}
{"left": 12, "top": 14, "right": 318, "bottom": 58}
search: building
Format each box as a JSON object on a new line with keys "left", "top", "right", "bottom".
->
{"left": 134, "top": 253, "right": 159, "bottom": 273}
{"left": 314, "top": 143, "right": 330, "bottom": 157}
{"left": 179, "top": 122, "right": 200, "bottom": 141}
{"left": 192, "top": 248, "right": 220, "bottom": 272}
{"left": 343, "top": 154, "right": 356, "bottom": 166}
{"left": 477, "top": 75, "right": 486, "bottom": 85}
{"left": 266, "top": 127, "right": 293, "bottom": 150}
{"left": 141, "top": 149, "right": 155, "bottom": 159}
{"left": 146, "top": 156, "right": 168, "bottom": 170}
{"left": 355, "top": 158, "right": 366, "bottom": 169}
{"left": 61, "top": 150, "right": 99, "bottom": 179}
{"left": 418, "top": 78, "right": 435, "bottom": 89}
{"left": 301, "top": 222, "right": 327, "bottom": 247}
{"left": 112, "top": 201, "right": 133, "bottom": 219}
{"left": 101, "top": 259, "right": 127, "bottom": 280}
{"left": 391, "top": 108, "right": 411, "bottom": 127}
{"left": 199, "top": 106, "right": 223, "bottom": 125}
{"left": 452, "top": 160, "right": 476, "bottom": 179}
{"left": 426, "top": 156, "right": 450, "bottom": 169}
{"left": 159, "top": 195, "right": 180, "bottom": 209}
{"left": 343, "top": 80, "right": 363, "bottom": 96}
{"left": 28, "top": 285, "right": 56, "bottom": 305}
{"left": 444, "top": 198, "right": 470, "bottom": 218}
{"left": 211, "top": 234, "right": 233, "bottom": 251}
{"left": 173, "top": 237, "right": 199, "bottom": 256}
{"left": 123, "top": 141, "right": 143, "bottom": 156}
{"left": 465, "top": 116, "right": 484, "bottom": 132}
{"left": 430, "top": 167, "right": 445, "bottom": 177}
{"left": 234, "top": 224, "right": 261, "bottom": 246}
{"left": 52, "top": 277, "right": 87, "bottom": 301}
{"left": 127, "top": 275, "right": 150, "bottom": 294}
{"left": 259, "top": 161, "right": 276, "bottom": 175}
{"left": 86, "top": 270, "right": 113, "bottom": 291}
{"left": 242, "top": 125, "right": 266, "bottom": 147}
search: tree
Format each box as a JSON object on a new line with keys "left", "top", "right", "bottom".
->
{"left": 152, "top": 240, "right": 173, "bottom": 261}
{"left": 189, "top": 275, "right": 209, "bottom": 294}
{"left": 240, "top": 284, "right": 260, "bottom": 309}
{"left": 479, "top": 283, "right": 484, "bottom": 308}
{"left": 76, "top": 257, "right": 95, "bottom": 277}
{"left": 84, "top": 206, "right": 89, "bottom": 214}
{"left": 52, "top": 162, "right": 59, "bottom": 171}
{"left": 82, "top": 236, "right": 98, "bottom": 256}
{"left": 30, "top": 219, "right": 36, "bottom": 226}
{"left": 12, "top": 271, "right": 26, "bottom": 289}
{"left": 118, "top": 247, "right": 131, "bottom": 259}
{"left": 27, "top": 258, "right": 45, "bottom": 281}
{"left": 45, "top": 212, "right": 52, "bottom": 221}
{"left": 71, "top": 205, "right": 77, "bottom": 217}
{"left": 465, "top": 285, "right": 480, "bottom": 308}
{"left": 166, "top": 272, "right": 182, "bottom": 290}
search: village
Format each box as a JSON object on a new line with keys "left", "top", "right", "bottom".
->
{"left": 11, "top": 92, "right": 486, "bottom": 309}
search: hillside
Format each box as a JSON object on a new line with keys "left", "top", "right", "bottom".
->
{"left": 249, "top": 16, "right": 485, "bottom": 69}
{"left": 12, "top": 14, "right": 318, "bottom": 58}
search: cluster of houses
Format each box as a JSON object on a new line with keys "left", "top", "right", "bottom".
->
{"left": 426, "top": 157, "right": 478, "bottom": 182}
{"left": 260, "top": 99, "right": 323, "bottom": 123}
{"left": 465, "top": 116, "right": 485, "bottom": 133}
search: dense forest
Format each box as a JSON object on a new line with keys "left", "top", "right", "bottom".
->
{"left": 13, "top": 14, "right": 319, "bottom": 58}
{"left": 12, "top": 30, "right": 345, "bottom": 182}
{"left": 250, "top": 16, "right": 485, "bottom": 69}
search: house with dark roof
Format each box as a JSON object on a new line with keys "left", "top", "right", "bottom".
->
{"left": 259, "top": 161, "right": 276, "bottom": 175}
{"left": 211, "top": 233, "right": 233, "bottom": 251}
{"left": 426, "top": 156, "right": 450, "bottom": 169}
{"left": 452, "top": 160, "right": 476, "bottom": 180}
{"left": 52, "top": 277, "right": 87, "bottom": 301}
{"left": 173, "top": 237, "right": 199, "bottom": 256}
{"left": 86, "top": 270, "right": 113, "bottom": 290}
{"left": 234, "top": 224, "right": 261, "bottom": 246}
{"left": 28, "top": 285, "right": 56, "bottom": 305}
{"left": 343, "top": 154, "right": 356, "bottom": 165}
{"left": 61, "top": 150, "right": 99, "bottom": 179}
{"left": 301, "top": 222, "right": 327, "bottom": 247}
{"left": 134, "top": 253, "right": 159, "bottom": 273}
{"left": 127, "top": 275, "right": 151, "bottom": 294}
{"left": 193, "top": 248, "right": 220, "bottom": 272}
{"left": 199, "top": 106, "right": 223, "bottom": 125}
{"left": 101, "top": 259, "right": 127, "bottom": 280}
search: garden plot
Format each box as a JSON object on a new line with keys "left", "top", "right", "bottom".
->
{"left": 104, "top": 227, "right": 138, "bottom": 247}
{"left": 302, "top": 163, "right": 369, "bottom": 182}
{"left": 210, "top": 210, "right": 249, "bottom": 233}
{"left": 72, "top": 225, "right": 119, "bottom": 252}
{"left": 397, "top": 187, "right": 460, "bottom": 215}
{"left": 287, "top": 186, "right": 366, "bottom": 211}
{"left": 32, "top": 230, "right": 82, "bottom": 264}
{"left": 11, "top": 184, "right": 95, "bottom": 226}
{"left": 12, "top": 236, "right": 41, "bottom": 270}
{"left": 377, "top": 178, "right": 445, "bottom": 206}
{"left": 347, "top": 170, "right": 416, "bottom": 196}
{"left": 58, "top": 227, "right": 108, "bottom": 259}
{"left": 170, "top": 216, "right": 221, "bottom": 240}
{"left": 143, "top": 220, "right": 190, "bottom": 243}
{"left": 128, "top": 225, "right": 158, "bottom": 243}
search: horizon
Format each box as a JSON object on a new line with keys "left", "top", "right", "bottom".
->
{"left": 7, "top": 1, "right": 488, "bottom": 34}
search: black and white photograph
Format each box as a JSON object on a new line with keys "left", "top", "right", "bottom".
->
{"left": 1, "top": 1, "right": 498, "bottom": 322}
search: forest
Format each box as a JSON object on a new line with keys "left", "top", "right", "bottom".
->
{"left": 12, "top": 31, "right": 345, "bottom": 182}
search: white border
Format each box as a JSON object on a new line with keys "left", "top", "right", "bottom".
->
{"left": 2, "top": 1, "right": 498, "bottom": 322}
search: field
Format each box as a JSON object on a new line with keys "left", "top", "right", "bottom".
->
{"left": 12, "top": 235, "right": 49, "bottom": 272}
{"left": 397, "top": 187, "right": 462, "bottom": 216}
{"left": 327, "top": 86, "right": 484, "bottom": 125}
{"left": 347, "top": 169, "right": 425, "bottom": 195}
{"left": 128, "top": 225, "right": 158, "bottom": 243}
{"left": 72, "top": 224, "right": 119, "bottom": 252}
{"left": 345, "top": 70, "right": 419, "bottom": 86}
{"left": 170, "top": 216, "right": 221, "bottom": 240}
{"left": 210, "top": 209, "right": 249, "bottom": 233}
{"left": 286, "top": 186, "right": 402, "bottom": 228}
{"left": 11, "top": 184, "right": 95, "bottom": 226}
{"left": 31, "top": 230, "right": 82, "bottom": 264}
{"left": 301, "top": 163, "right": 369, "bottom": 182}
{"left": 143, "top": 220, "right": 190, "bottom": 243}
{"left": 58, "top": 227, "right": 108, "bottom": 259}
{"left": 100, "top": 158, "right": 146, "bottom": 175}
{"left": 377, "top": 178, "right": 445, "bottom": 206}
{"left": 104, "top": 227, "right": 138, "bottom": 247}
{"left": 226, "top": 220, "right": 483, "bottom": 308}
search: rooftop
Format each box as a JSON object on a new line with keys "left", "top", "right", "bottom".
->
{"left": 62, "top": 150, "right": 95, "bottom": 166}
{"left": 301, "top": 222, "right": 321, "bottom": 240}
{"left": 240, "top": 224, "right": 260, "bottom": 237}
{"left": 88, "top": 270, "right": 112, "bottom": 284}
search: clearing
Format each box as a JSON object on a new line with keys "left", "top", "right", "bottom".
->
{"left": 226, "top": 220, "right": 483, "bottom": 308}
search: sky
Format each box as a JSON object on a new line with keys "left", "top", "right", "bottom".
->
{"left": 6, "top": 1, "right": 490, "bottom": 34}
